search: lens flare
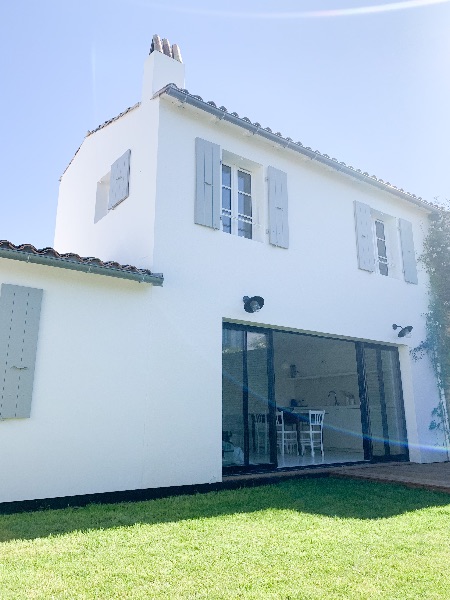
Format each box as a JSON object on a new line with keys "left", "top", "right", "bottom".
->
{"left": 143, "top": 0, "right": 450, "bottom": 19}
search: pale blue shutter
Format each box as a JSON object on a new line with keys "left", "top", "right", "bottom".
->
{"left": 268, "top": 166, "right": 289, "bottom": 248}
{"left": 399, "top": 218, "right": 418, "bottom": 284}
{"left": 108, "top": 149, "right": 131, "bottom": 209}
{"left": 195, "top": 138, "right": 221, "bottom": 229}
{"left": 354, "top": 201, "right": 375, "bottom": 272}
{"left": 0, "top": 285, "right": 43, "bottom": 419}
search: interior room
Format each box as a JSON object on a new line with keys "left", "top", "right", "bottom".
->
{"left": 222, "top": 324, "right": 407, "bottom": 471}
{"left": 271, "top": 331, "right": 365, "bottom": 468}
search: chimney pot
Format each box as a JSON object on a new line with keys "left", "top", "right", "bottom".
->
{"left": 143, "top": 34, "right": 186, "bottom": 99}
{"left": 172, "top": 44, "right": 183, "bottom": 63}
{"left": 161, "top": 38, "right": 172, "bottom": 58}
{"left": 151, "top": 34, "right": 163, "bottom": 54}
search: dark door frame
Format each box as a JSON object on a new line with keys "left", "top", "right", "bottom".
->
{"left": 358, "top": 342, "right": 409, "bottom": 462}
{"left": 223, "top": 322, "right": 277, "bottom": 473}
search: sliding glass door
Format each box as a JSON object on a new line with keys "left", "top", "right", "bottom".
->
{"left": 222, "top": 324, "right": 276, "bottom": 470}
{"left": 359, "top": 344, "right": 409, "bottom": 460}
{"left": 223, "top": 323, "right": 409, "bottom": 472}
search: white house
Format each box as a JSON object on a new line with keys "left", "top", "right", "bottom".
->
{"left": 0, "top": 36, "right": 447, "bottom": 506}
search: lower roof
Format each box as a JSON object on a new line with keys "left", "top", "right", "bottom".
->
{"left": 0, "top": 241, "right": 164, "bottom": 285}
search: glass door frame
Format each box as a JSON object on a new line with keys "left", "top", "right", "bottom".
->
{"left": 223, "top": 323, "right": 409, "bottom": 473}
{"left": 356, "top": 342, "right": 409, "bottom": 462}
{"left": 222, "top": 322, "right": 277, "bottom": 473}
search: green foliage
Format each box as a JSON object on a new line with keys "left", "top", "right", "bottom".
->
{"left": 416, "top": 209, "right": 450, "bottom": 439}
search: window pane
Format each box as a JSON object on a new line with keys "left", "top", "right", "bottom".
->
{"left": 222, "top": 165, "right": 231, "bottom": 188}
{"left": 380, "top": 349, "right": 408, "bottom": 456}
{"left": 222, "top": 187, "right": 231, "bottom": 211}
{"left": 375, "top": 220, "right": 385, "bottom": 240}
{"left": 238, "top": 221, "right": 252, "bottom": 239}
{"left": 222, "top": 216, "right": 231, "bottom": 234}
{"left": 377, "top": 239, "right": 387, "bottom": 259}
{"left": 238, "top": 192, "right": 252, "bottom": 218}
{"left": 238, "top": 171, "right": 251, "bottom": 194}
{"left": 379, "top": 262, "right": 389, "bottom": 276}
{"left": 364, "top": 348, "right": 387, "bottom": 456}
{"left": 222, "top": 328, "right": 245, "bottom": 466}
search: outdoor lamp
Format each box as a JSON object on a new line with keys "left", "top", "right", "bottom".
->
{"left": 392, "top": 324, "right": 413, "bottom": 338}
{"left": 243, "top": 296, "right": 264, "bottom": 313}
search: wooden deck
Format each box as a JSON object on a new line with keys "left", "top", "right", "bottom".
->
{"left": 329, "top": 461, "right": 450, "bottom": 493}
{"left": 225, "top": 461, "right": 450, "bottom": 494}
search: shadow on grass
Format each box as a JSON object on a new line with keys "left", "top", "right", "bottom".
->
{"left": 1, "top": 476, "right": 450, "bottom": 543}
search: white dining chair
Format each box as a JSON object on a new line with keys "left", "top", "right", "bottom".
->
{"left": 253, "top": 413, "right": 269, "bottom": 454}
{"left": 276, "top": 410, "right": 298, "bottom": 456}
{"left": 299, "top": 410, "right": 325, "bottom": 458}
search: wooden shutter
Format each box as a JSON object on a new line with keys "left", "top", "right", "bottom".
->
{"left": 0, "top": 285, "right": 43, "bottom": 419}
{"left": 195, "top": 138, "right": 221, "bottom": 229}
{"left": 108, "top": 149, "right": 131, "bottom": 209}
{"left": 354, "top": 201, "right": 375, "bottom": 272}
{"left": 399, "top": 218, "right": 418, "bottom": 284}
{"left": 268, "top": 166, "right": 289, "bottom": 248}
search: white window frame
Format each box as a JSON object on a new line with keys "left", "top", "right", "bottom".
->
{"left": 221, "top": 164, "right": 253, "bottom": 239}
{"left": 371, "top": 211, "right": 401, "bottom": 279}
{"left": 374, "top": 218, "right": 389, "bottom": 276}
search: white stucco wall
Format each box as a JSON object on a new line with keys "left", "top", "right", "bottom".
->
{"left": 54, "top": 99, "right": 160, "bottom": 270}
{"left": 0, "top": 260, "right": 157, "bottom": 503}
{"left": 143, "top": 96, "right": 445, "bottom": 476}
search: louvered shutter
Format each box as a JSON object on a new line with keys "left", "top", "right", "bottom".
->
{"left": 399, "top": 218, "right": 418, "bottom": 284}
{"left": 354, "top": 201, "right": 375, "bottom": 272}
{"left": 268, "top": 166, "right": 289, "bottom": 248}
{"left": 108, "top": 149, "right": 131, "bottom": 209}
{"left": 195, "top": 138, "right": 221, "bottom": 229}
{"left": 0, "top": 285, "right": 43, "bottom": 419}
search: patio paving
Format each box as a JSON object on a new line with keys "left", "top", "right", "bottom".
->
{"left": 225, "top": 461, "right": 450, "bottom": 494}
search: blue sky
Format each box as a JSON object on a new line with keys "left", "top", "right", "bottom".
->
{"left": 1, "top": 0, "right": 449, "bottom": 249}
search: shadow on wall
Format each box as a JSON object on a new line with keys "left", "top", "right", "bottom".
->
{"left": 1, "top": 477, "right": 450, "bottom": 543}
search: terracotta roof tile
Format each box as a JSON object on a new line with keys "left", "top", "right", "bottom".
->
{"left": 158, "top": 84, "right": 438, "bottom": 210}
{"left": 0, "top": 241, "right": 163, "bottom": 285}
{"left": 62, "top": 82, "right": 442, "bottom": 212}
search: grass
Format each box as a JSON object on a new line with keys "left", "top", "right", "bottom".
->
{"left": 1, "top": 477, "right": 450, "bottom": 599}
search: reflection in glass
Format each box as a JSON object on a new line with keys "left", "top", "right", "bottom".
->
{"left": 222, "top": 165, "right": 231, "bottom": 187}
{"left": 381, "top": 349, "right": 408, "bottom": 456}
{"left": 238, "top": 170, "right": 251, "bottom": 194}
{"left": 222, "top": 328, "right": 272, "bottom": 467}
{"left": 222, "top": 329, "right": 245, "bottom": 466}
{"left": 375, "top": 219, "right": 388, "bottom": 276}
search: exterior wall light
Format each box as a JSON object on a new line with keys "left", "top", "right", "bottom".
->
{"left": 243, "top": 296, "right": 264, "bottom": 313}
{"left": 392, "top": 324, "right": 413, "bottom": 338}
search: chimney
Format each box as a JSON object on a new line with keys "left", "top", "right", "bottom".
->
{"left": 142, "top": 34, "right": 185, "bottom": 100}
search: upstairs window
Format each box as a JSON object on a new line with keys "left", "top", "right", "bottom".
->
{"left": 221, "top": 165, "right": 252, "bottom": 239}
{"left": 195, "top": 138, "right": 287, "bottom": 246}
{"left": 354, "top": 201, "right": 418, "bottom": 284}
{"left": 374, "top": 219, "right": 388, "bottom": 276}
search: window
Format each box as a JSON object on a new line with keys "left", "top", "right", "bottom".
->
{"left": 221, "top": 164, "right": 252, "bottom": 239}
{"left": 195, "top": 138, "right": 288, "bottom": 246}
{"left": 354, "top": 201, "right": 418, "bottom": 283}
{"left": 94, "top": 149, "right": 131, "bottom": 224}
{"left": 374, "top": 219, "right": 389, "bottom": 276}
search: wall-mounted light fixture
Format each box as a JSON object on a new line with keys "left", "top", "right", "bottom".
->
{"left": 243, "top": 296, "right": 264, "bottom": 313}
{"left": 392, "top": 324, "right": 413, "bottom": 338}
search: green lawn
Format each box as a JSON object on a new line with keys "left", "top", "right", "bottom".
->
{"left": 1, "top": 477, "right": 450, "bottom": 599}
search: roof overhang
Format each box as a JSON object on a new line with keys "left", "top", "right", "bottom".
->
{"left": 158, "top": 84, "right": 437, "bottom": 214}
{"left": 0, "top": 244, "right": 164, "bottom": 285}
